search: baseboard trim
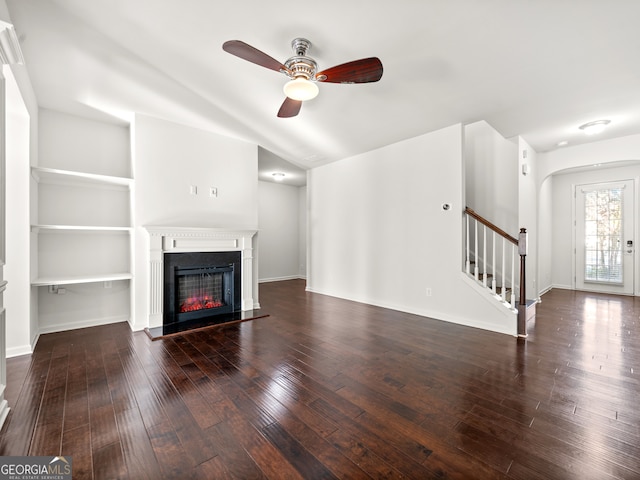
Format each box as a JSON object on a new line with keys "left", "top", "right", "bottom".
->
{"left": 538, "top": 285, "right": 553, "bottom": 297}
{"left": 38, "top": 315, "right": 130, "bottom": 336}
{"left": 0, "top": 399, "right": 9, "bottom": 430}
{"left": 6, "top": 344, "right": 32, "bottom": 358}
{"left": 259, "top": 275, "right": 305, "bottom": 283}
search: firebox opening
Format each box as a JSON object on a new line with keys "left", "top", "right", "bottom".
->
{"left": 163, "top": 251, "right": 242, "bottom": 326}
{"left": 176, "top": 265, "right": 234, "bottom": 321}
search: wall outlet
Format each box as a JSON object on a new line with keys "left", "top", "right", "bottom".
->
{"left": 209, "top": 187, "right": 218, "bottom": 197}
{"left": 426, "top": 287, "right": 432, "bottom": 297}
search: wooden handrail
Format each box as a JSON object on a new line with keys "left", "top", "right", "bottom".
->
{"left": 465, "top": 207, "right": 518, "bottom": 245}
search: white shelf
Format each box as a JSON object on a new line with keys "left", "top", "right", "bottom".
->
{"left": 32, "top": 272, "right": 133, "bottom": 287}
{"left": 32, "top": 225, "right": 133, "bottom": 233}
{"left": 31, "top": 166, "right": 133, "bottom": 189}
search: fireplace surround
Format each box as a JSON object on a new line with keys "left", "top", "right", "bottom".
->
{"left": 144, "top": 226, "right": 258, "bottom": 329}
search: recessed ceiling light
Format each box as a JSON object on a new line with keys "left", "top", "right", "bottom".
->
{"left": 578, "top": 119, "right": 610, "bottom": 135}
{"left": 272, "top": 172, "right": 286, "bottom": 181}
{"left": 556, "top": 140, "right": 568, "bottom": 147}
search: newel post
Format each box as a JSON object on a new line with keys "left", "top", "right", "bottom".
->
{"left": 517, "top": 228, "right": 528, "bottom": 336}
{"left": 518, "top": 228, "right": 527, "bottom": 305}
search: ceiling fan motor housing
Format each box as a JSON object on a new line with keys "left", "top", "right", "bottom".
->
{"left": 284, "top": 38, "right": 318, "bottom": 80}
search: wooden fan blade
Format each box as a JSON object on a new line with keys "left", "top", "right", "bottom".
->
{"left": 277, "top": 97, "right": 302, "bottom": 118}
{"left": 316, "top": 57, "right": 383, "bottom": 83}
{"left": 222, "top": 40, "right": 288, "bottom": 73}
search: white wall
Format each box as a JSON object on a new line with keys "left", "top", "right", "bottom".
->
{"left": 2, "top": 53, "right": 38, "bottom": 357}
{"left": 518, "top": 137, "right": 538, "bottom": 300}
{"left": 132, "top": 114, "right": 258, "bottom": 330}
{"left": 537, "top": 176, "right": 553, "bottom": 294}
{"left": 551, "top": 164, "right": 640, "bottom": 293}
{"left": 4, "top": 68, "right": 31, "bottom": 356}
{"left": 257, "top": 181, "right": 300, "bottom": 282}
{"left": 464, "top": 120, "right": 518, "bottom": 232}
{"left": 132, "top": 114, "right": 257, "bottom": 229}
{"left": 298, "top": 185, "right": 307, "bottom": 279}
{"left": 308, "top": 124, "right": 516, "bottom": 336}
{"left": 39, "top": 109, "right": 130, "bottom": 177}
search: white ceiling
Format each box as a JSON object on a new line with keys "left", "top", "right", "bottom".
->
{"left": 6, "top": 0, "right": 640, "bottom": 186}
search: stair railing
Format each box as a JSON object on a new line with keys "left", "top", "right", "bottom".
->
{"left": 464, "top": 207, "right": 523, "bottom": 311}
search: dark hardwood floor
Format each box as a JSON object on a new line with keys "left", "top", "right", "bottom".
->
{"left": 1, "top": 280, "right": 639, "bottom": 479}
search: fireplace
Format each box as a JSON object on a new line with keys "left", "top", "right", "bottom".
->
{"left": 163, "top": 251, "right": 241, "bottom": 325}
{"left": 143, "top": 226, "right": 258, "bottom": 330}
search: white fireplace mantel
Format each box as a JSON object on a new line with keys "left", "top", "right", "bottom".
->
{"left": 144, "top": 226, "right": 258, "bottom": 328}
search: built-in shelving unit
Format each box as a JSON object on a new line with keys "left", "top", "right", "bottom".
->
{"left": 31, "top": 166, "right": 133, "bottom": 287}
{"left": 30, "top": 110, "right": 134, "bottom": 336}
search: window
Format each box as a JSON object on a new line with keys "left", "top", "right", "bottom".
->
{"left": 584, "top": 187, "right": 623, "bottom": 283}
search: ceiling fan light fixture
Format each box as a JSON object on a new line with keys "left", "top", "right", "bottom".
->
{"left": 579, "top": 119, "right": 610, "bottom": 135}
{"left": 283, "top": 77, "right": 319, "bottom": 101}
{"left": 223, "top": 38, "right": 383, "bottom": 117}
{"left": 272, "top": 172, "right": 286, "bottom": 181}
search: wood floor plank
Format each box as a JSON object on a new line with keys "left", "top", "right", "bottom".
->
{"left": 63, "top": 342, "right": 89, "bottom": 433}
{"left": 93, "top": 441, "right": 129, "bottom": 480}
{"left": 311, "top": 396, "right": 439, "bottom": 479}
{"left": 145, "top": 371, "right": 218, "bottom": 467}
{"left": 29, "top": 344, "right": 69, "bottom": 456}
{"left": 205, "top": 421, "right": 267, "bottom": 480}
{"left": 268, "top": 407, "right": 373, "bottom": 479}
{"left": 261, "top": 422, "right": 339, "bottom": 479}
{"left": 149, "top": 339, "right": 223, "bottom": 430}
{"left": 115, "top": 407, "right": 163, "bottom": 480}
{"left": 116, "top": 340, "right": 171, "bottom": 430}
{"left": 146, "top": 419, "right": 194, "bottom": 479}
{"left": 194, "top": 455, "right": 234, "bottom": 480}
{"left": 61, "top": 423, "right": 93, "bottom": 480}
{"left": 0, "top": 347, "right": 53, "bottom": 455}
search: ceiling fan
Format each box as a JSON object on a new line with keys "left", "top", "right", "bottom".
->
{"left": 222, "top": 38, "right": 383, "bottom": 118}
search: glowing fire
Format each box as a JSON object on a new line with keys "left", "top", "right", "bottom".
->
{"left": 179, "top": 296, "right": 223, "bottom": 313}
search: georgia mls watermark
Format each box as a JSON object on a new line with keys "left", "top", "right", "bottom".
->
{"left": 0, "top": 456, "right": 72, "bottom": 480}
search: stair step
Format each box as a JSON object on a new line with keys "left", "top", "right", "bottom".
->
{"left": 466, "top": 269, "right": 516, "bottom": 300}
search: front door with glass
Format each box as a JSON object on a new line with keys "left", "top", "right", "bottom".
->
{"left": 575, "top": 180, "right": 635, "bottom": 295}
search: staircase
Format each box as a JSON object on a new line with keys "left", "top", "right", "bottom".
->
{"left": 464, "top": 207, "right": 534, "bottom": 337}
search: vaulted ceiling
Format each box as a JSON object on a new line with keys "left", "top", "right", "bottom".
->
{"left": 6, "top": 0, "right": 640, "bottom": 185}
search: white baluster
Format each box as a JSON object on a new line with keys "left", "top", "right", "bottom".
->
{"left": 482, "top": 225, "right": 487, "bottom": 287}
{"left": 465, "top": 214, "right": 470, "bottom": 274}
{"left": 491, "top": 231, "right": 496, "bottom": 294}
{"left": 501, "top": 237, "right": 506, "bottom": 302}
{"left": 474, "top": 219, "right": 479, "bottom": 280}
